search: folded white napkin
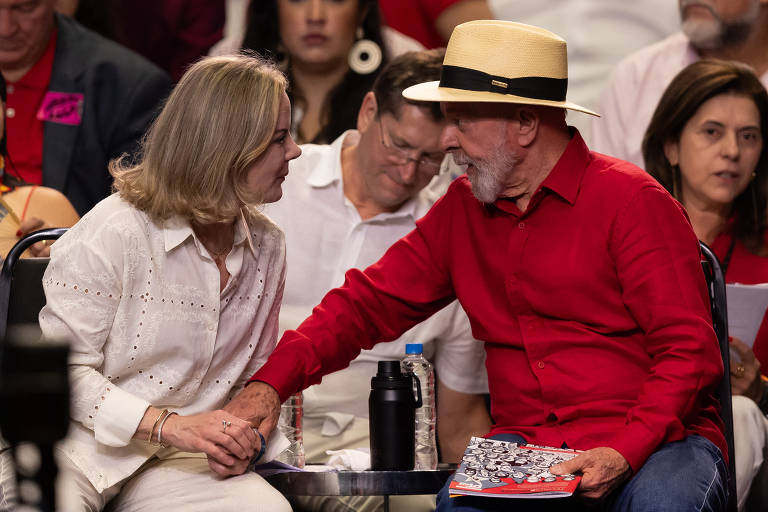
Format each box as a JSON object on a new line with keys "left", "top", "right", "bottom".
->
{"left": 320, "top": 412, "right": 356, "bottom": 437}
{"left": 325, "top": 448, "right": 370, "bottom": 471}
{"left": 250, "top": 429, "right": 291, "bottom": 466}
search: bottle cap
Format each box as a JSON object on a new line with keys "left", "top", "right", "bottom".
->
{"left": 405, "top": 343, "right": 424, "bottom": 354}
{"left": 371, "top": 360, "right": 411, "bottom": 390}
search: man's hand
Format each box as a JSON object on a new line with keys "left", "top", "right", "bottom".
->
{"left": 225, "top": 381, "right": 282, "bottom": 440}
{"left": 550, "top": 446, "right": 631, "bottom": 499}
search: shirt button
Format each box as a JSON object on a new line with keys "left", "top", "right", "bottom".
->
{"left": 6, "top": 107, "right": 15, "bottom": 118}
{"left": 537, "top": 361, "right": 545, "bottom": 369}
{"left": 518, "top": 222, "right": 525, "bottom": 229}
{"left": 208, "top": 325, "right": 215, "bottom": 332}
{"left": 6, "top": 85, "right": 13, "bottom": 94}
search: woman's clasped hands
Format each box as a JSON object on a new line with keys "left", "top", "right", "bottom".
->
{"left": 158, "top": 410, "right": 262, "bottom": 476}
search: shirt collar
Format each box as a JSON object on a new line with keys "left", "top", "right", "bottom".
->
{"left": 538, "top": 128, "right": 591, "bottom": 206}
{"left": 491, "top": 128, "right": 590, "bottom": 216}
{"left": 306, "top": 130, "right": 358, "bottom": 188}
{"left": 163, "top": 209, "right": 256, "bottom": 257}
{"left": 14, "top": 26, "right": 57, "bottom": 88}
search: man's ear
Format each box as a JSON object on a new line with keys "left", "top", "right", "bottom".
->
{"left": 357, "top": 91, "right": 378, "bottom": 133}
{"left": 663, "top": 139, "right": 680, "bottom": 167}
{"left": 514, "top": 106, "right": 539, "bottom": 147}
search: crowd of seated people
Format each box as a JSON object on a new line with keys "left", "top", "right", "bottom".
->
{"left": 1, "top": 1, "right": 768, "bottom": 511}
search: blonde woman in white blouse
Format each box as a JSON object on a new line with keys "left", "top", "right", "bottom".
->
{"left": 38, "top": 54, "right": 301, "bottom": 511}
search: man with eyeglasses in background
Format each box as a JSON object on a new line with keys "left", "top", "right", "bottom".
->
{"left": 260, "top": 48, "right": 491, "bottom": 512}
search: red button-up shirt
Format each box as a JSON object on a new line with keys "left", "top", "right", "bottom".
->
{"left": 252, "top": 131, "right": 726, "bottom": 472}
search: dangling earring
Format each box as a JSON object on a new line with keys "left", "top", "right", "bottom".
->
{"left": 672, "top": 165, "right": 680, "bottom": 200}
{"left": 751, "top": 177, "right": 759, "bottom": 227}
{"left": 275, "top": 43, "right": 290, "bottom": 71}
{"left": 348, "top": 27, "right": 382, "bottom": 75}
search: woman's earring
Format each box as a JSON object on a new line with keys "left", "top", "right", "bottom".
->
{"left": 348, "top": 27, "right": 382, "bottom": 75}
{"left": 751, "top": 180, "right": 759, "bottom": 226}
{"left": 275, "top": 43, "right": 290, "bottom": 71}
{"left": 672, "top": 165, "right": 680, "bottom": 200}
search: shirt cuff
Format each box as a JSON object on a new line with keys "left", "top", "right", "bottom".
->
{"left": 94, "top": 385, "right": 151, "bottom": 447}
{"left": 249, "top": 363, "right": 296, "bottom": 403}
{"left": 603, "top": 421, "right": 664, "bottom": 473}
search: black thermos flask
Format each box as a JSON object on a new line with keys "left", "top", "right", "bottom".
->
{"left": 369, "top": 360, "right": 422, "bottom": 470}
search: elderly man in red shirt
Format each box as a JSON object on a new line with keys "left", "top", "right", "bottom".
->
{"left": 227, "top": 20, "right": 728, "bottom": 511}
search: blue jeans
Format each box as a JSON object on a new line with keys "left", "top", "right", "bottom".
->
{"left": 436, "top": 434, "right": 728, "bottom": 512}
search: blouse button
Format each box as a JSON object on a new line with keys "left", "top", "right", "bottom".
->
{"left": 537, "top": 361, "right": 545, "bottom": 369}
{"left": 518, "top": 222, "right": 525, "bottom": 229}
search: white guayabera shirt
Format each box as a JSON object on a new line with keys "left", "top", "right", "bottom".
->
{"left": 39, "top": 194, "right": 286, "bottom": 492}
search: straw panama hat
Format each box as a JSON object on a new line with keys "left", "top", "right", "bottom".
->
{"left": 403, "top": 20, "right": 599, "bottom": 117}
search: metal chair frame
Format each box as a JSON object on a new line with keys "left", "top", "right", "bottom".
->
{"left": 0, "top": 228, "right": 67, "bottom": 352}
{"left": 699, "top": 241, "right": 738, "bottom": 512}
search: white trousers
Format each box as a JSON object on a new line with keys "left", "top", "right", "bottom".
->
{"left": 56, "top": 449, "right": 292, "bottom": 512}
{"left": 732, "top": 395, "right": 768, "bottom": 511}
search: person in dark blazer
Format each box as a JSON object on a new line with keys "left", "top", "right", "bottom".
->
{"left": 0, "top": 1, "right": 171, "bottom": 216}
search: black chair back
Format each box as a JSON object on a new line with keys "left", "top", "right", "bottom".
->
{"left": 699, "top": 241, "right": 738, "bottom": 512}
{"left": 0, "top": 228, "right": 68, "bottom": 344}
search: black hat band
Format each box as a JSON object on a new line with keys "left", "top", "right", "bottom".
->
{"left": 439, "top": 65, "right": 568, "bottom": 102}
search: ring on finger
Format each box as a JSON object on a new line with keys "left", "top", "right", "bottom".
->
{"left": 41, "top": 240, "right": 48, "bottom": 247}
{"left": 735, "top": 364, "right": 746, "bottom": 376}
{"left": 222, "top": 420, "right": 232, "bottom": 433}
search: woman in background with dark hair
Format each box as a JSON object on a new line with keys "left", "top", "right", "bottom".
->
{"left": 643, "top": 58, "right": 768, "bottom": 510}
{"left": 212, "top": 0, "right": 422, "bottom": 144}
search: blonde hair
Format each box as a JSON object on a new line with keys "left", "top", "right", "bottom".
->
{"left": 111, "top": 53, "right": 287, "bottom": 223}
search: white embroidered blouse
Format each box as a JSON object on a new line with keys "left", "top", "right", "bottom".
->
{"left": 39, "top": 194, "right": 286, "bottom": 492}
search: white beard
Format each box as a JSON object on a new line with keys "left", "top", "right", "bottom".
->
{"left": 453, "top": 145, "right": 519, "bottom": 204}
{"left": 681, "top": 0, "right": 761, "bottom": 49}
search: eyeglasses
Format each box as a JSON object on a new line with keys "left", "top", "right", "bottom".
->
{"left": 377, "top": 118, "right": 444, "bottom": 174}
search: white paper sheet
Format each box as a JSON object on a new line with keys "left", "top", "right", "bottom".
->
{"left": 726, "top": 283, "right": 768, "bottom": 350}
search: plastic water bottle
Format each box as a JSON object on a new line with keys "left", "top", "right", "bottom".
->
{"left": 401, "top": 344, "right": 437, "bottom": 469}
{"left": 275, "top": 392, "right": 305, "bottom": 468}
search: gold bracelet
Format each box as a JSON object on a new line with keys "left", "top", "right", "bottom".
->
{"left": 157, "top": 412, "right": 177, "bottom": 448}
{"left": 148, "top": 408, "right": 169, "bottom": 444}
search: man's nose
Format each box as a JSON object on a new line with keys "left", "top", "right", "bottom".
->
{"left": 0, "top": 10, "right": 17, "bottom": 38}
{"left": 397, "top": 158, "right": 418, "bottom": 184}
{"left": 440, "top": 124, "right": 459, "bottom": 153}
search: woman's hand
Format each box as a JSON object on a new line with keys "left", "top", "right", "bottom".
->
{"left": 161, "top": 410, "right": 260, "bottom": 476}
{"left": 729, "top": 337, "right": 763, "bottom": 402}
{"left": 17, "top": 217, "right": 51, "bottom": 257}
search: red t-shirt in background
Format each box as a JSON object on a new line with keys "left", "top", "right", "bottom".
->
{"left": 6, "top": 27, "right": 57, "bottom": 186}
{"left": 252, "top": 131, "right": 726, "bottom": 473}
{"left": 379, "top": 0, "right": 462, "bottom": 48}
